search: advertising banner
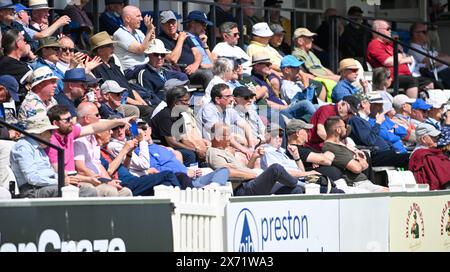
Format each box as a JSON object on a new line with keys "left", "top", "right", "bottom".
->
{"left": 339, "top": 196, "right": 390, "bottom": 252}
{"left": 0, "top": 198, "right": 174, "bottom": 252}
{"left": 390, "top": 195, "right": 450, "bottom": 252}
{"left": 226, "top": 199, "right": 339, "bottom": 252}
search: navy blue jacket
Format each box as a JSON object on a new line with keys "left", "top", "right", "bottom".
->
{"left": 348, "top": 115, "right": 392, "bottom": 152}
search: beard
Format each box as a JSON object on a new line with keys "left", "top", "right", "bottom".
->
{"left": 58, "top": 126, "right": 73, "bottom": 136}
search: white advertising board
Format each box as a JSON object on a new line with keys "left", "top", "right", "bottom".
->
{"left": 226, "top": 199, "right": 339, "bottom": 252}
{"left": 339, "top": 196, "right": 390, "bottom": 252}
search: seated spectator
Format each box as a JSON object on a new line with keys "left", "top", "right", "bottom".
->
{"left": 269, "top": 23, "right": 286, "bottom": 57}
{"left": 261, "top": 124, "right": 343, "bottom": 193}
{"left": 0, "top": 29, "right": 34, "bottom": 96}
{"left": 409, "top": 22, "right": 450, "bottom": 89}
{"left": 322, "top": 116, "right": 389, "bottom": 193}
{"left": 212, "top": 22, "right": 251, "bottom": 75}
{"left": 207, "top": 0, "right": 236, "bottom": 40}
{"left": 250, "top": 53, "right": 316, "bottom": 121}
{"left": 10, "top": 115, "right": 98, "bottom": 198}
{"left": 232, "top": 86, "right": 266, "bottom": 147}
{"left": 99, "top": 0, "right": 125, "bottom": 35}
{"left": 18, "top": 66, "right": 58, "bottom": 120}
{"left": 56, "top": 36, "right": 76, "bottom": 74}
{"left": 367, "top": 20, "right": 433, "bottom": 98}
{"left": 339, "top": 6, "right": 372, "bottom": 67}
{"left": 391, "top": 94, "right": 417, "bottom": 143}
{"left": 151, "top": 86, "right": 209, "bottom": 165}
{"left": 238, "top": 0, "right": 262, "bottom": 46}
{"left": 196, "top": 83, "right": 255, "bottom": 152}
{"left": 54, "top": 68, "right": 88, "bottom": 117}
{"left": 32, "top": 37, "right": 65, "bottom": 94}
{"left": 113, "top": 5, "right": 155, "bottom": 77}
{"left": 202, "top": 57, "right": 235, "bottom": 105}
{"left": 29, "top": 0, "right": 54, "bottom": 34}
{"left": 292, "top": 27, "right": 340, "bottom": 83}
{"left": 14, "top": 3, "right": 70, "bottom": 44}
{"left": 285, "top": 117, "right": 343, "bottom": 181}
{"left": 134, "top": 38, "right": 188, "bottom": 102}
{"left": 0, "top": 1, "right": 35, "bottom": 50}
{"left": 410, "top": 98, "right": 432, "bottom": 126}
{"left": 246, "top": 22, "right": 283, "bottom": 73}
{"left": 306, "top": 99, "right": 353, "bottom": 151}
{"left": 372, "top": 67, "right": 394, "bottom": 112}
{"left": 409, "top": 123, "right": 450, "bottom": 190}
{"left": 90, "top": 31, "right": 155, "bottom": 120}
{"left": 332, "top": 58, "right": 369, "bottom": 103}
{"left": 184, "top": 11, "right": 217, "bottom": 70}
{"left": 265, "top": 0, "right": 291, "bottom": 51}
{"left": 0, "top": 75, "right": 20, "bottom": 141}
{"left": 98, "top": 80, "right": 140, "bottom": 119}
{"left": 280, "top": 55, "right": 325, "bottom": 106}
{"left": 206, "top": 123, "right": 304, "bottom": 196}
{"left": 74, "top": 102, "right": 133, "bottom": 197}
{"left": 425, "top": 93, "right": 446, "bottom": 130}
{"left": 158, "top": 10, "right": 212, "bottom": 89}
{"left": 344, "top": 94, "right": 410, "bottom": 168}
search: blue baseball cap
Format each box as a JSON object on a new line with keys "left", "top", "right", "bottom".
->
{"left": 411, "top": 98, "right": 432, "bottom": 111}
{"left": 183, "top": 11, "right": 213, "bottom": 26}
{"left": 280, "top": 55, "right": 304, "bottom": 69}
{"left": 15, "top": 3, "right": 31, "bottom": 13}
{"left": 63, "top": 68, "right": 87, "bottom": 82}
{"left": 0, "top": 75, "right": 19, "bottom": 102}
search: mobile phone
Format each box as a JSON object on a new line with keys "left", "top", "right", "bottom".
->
{"left": 98, "top": 177, "right": 112, "bottom": 183}
{"left": 68, "top": 171, "right": 78, "bottom": 176}
{"left": 130, "top": 121, "right": 139, "bottom": 137}
{"left": 86, "top": 91, "right": 95, "bottom": 102}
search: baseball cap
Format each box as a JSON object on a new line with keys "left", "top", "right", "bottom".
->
{"left": 415, "top": 123, "right": 441, "bottom": 138}
{"left": 343, "top": 95, "right": 362, "bottom": 113}
{"left": 392, "top": 94, "right": 416, "bottom": 110}
{"left": 163, "top": 78, "right": 190, "bottom": 91}
{"left": 347, "top": 6, "right": 363, "bottom": 15}
{"left": 412, "top": 98, "right": 432, "bottom": 111}
{"left": 15, "top": 3, "right": 31, "bottom": 13}
{"left": 280, "top": 55, "right": 304, "bottom": 69}
{"left": 286, "top": 119, "right": 313, "bottom": 135}
{"left": 160, "top": 10, "right": 178, "bottom": 23}
{"left": 0, "top": 75, "right": 19, "bottom": 102}
{"left": 269, "top": 23, "right": 286, "bottom": 34}
{"left": 252, "top": 22, "right": 274, "bottom": 37}
{"left": 293, "top": 28, "right": 317, "bottom": 39}
{"left": 233, "top": 86, "right": 256, "bottom": 98}
{"left": 100, "top": 80, "right": 126, "bottom": 94}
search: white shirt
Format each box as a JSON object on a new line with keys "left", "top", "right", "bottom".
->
{"left": 113, "top": 26, "right": 149, "bottom": 71}
{"left": 212, "top": 42, "right": 252, "bottom": 75}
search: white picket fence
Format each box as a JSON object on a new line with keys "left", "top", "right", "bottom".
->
{"left": 154, "top": 185, "right": 233, "bottom": 252}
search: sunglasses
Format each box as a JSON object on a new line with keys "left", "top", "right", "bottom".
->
{"left": 60, "top": 47, "right": 75, "bottom": 53}
{"left": 58, "top": 116, "right": 72, "bottom": 123}
{"left": 151, "top": 53, "right": 166, "bottom": 58}
{"left": 138, "top": 125, "right": 148, "bottom": 131}
{"left": 415, "top": 30, "right": 428, "bottom": 34}
{"left": 228, "top": 33, "right": 239, "bottom": 37}
{"left": 113, "top": 125, "right": 126, "bottom": 130}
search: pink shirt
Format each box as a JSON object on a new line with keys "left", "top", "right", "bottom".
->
{"left": 74, "top": 134, "right": 102, "bottom": 175}
{"left": 47, "top": 125, "right": 81, "bottom": 171}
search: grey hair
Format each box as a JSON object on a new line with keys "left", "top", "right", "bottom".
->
{"left": 220, "top": 22, "right": 238, "bottom": 34}
{"left": 213, "top": 58, "right": 234, "bottom": 77}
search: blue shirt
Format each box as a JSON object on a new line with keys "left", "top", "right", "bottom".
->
{"left": 331, "top": 79, "right": 358, "bottom": 103}
{"left": 261, "top": 145, "right": 299, "bottom": 171}
{"left": 135, "top": 144, "right": 187, "bottom": 174}
{"left": 187, "top": 32, "right": 212, "bottom": 66}
{"left": 10, "top": 137, "right": 58, "bottom": 188}
{"left": 54, "top": 92, "right": 77, "bottom": 117}
{"left": 368, "top": 116, "right": 407, "bottom": 153}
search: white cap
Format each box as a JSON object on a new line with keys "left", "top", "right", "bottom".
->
{"left": 426, "top": 90, "right": 448, "bottom": 109}
{"left": 252, "top": 22, "right": 274, "bottom": 37}
{"left": 392, "top": 94, "right": 416, "bottom": 110}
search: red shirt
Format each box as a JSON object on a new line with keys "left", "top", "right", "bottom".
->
{"left": 46, "top": 125, "right": 81, "bottom": 171}
{"left": 366, "top": 38, "right": 411, "bottom": 77}
{"left": 306, "top": 104, "right": 337, "bottom": 151}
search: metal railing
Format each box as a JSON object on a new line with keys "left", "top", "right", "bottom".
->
{"left": 0, "top": 119, "right": 65, "bottom": 197}
{"left": 330, "top": 15, "right": 450, "bottom": 96}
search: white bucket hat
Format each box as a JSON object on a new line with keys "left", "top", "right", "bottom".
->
{"left": 30, "top": 66, "right": 59, "bottom": 88}
{"left": 25, "top": 115, "right": 58, "bottom": 134}
{"left": 252, "top": 22, "right": 274, "bottom": 37}
{"left": 144, "top": 39, "right": 172, "bottom": 55}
